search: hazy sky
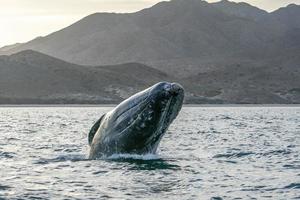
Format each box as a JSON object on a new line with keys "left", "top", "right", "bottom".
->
{"left": 0, "top": 0, "right": 299, "bottom": 47}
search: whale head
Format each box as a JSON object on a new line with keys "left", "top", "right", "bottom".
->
{"left": 89, "top": 82, "right": 184, "bottom": 158}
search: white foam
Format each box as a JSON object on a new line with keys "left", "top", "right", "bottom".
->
{"left": 106, "top": 153, "right": 160, "bottom": 160}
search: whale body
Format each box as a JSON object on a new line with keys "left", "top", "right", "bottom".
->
{"left": 88, "top": 82, "right": 184, "bottom": 159}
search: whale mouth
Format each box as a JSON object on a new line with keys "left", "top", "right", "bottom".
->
{"left": 160, "top": 83, "right": 184, "bottom": 126}
{"left": 143, "top": 97, "right": 174, "bottom": 153}
{"left": 144, "top": 85, "right": 184, "bottom": 153}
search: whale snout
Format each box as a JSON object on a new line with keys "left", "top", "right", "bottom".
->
{"left": 168, "top": 83, "right": 184, "bottom": 95}
{"left": 152, "top": 82, "right": 184, "bottom": 97}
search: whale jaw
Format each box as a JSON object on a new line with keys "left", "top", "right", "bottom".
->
{"left": 88, "top": 82, "right": 184, "bottom": 159}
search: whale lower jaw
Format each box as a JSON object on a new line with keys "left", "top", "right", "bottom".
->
{"left": 141, "top": 96, "right": 176, "bottom": 154}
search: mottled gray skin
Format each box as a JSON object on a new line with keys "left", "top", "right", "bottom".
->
{"left": 88, "top": 82, "right": 184, "bottom": 159}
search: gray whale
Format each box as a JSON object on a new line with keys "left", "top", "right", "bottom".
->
{"left": 88, "top": 82, "right": 184, "bottom": 159}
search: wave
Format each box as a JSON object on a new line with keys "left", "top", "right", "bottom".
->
{"left": 33, "top": 153, "right": 87, "bottom": 164}
{"left": 106, "top": 153, "right": 160, "bottom": 160}
{"left": 213, "top": 149, "right": 293, "bottom": 159}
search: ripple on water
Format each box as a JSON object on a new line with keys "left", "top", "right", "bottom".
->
{"left": 33, "top": 154, "right": 87, "bottom": 165}
{"left": 0, "top": 107, "right": 299, "bottom": 199}
{"left": 0, "top": 185, "right": 11, "bottom": 190}
{"left": 283, "top": 183, "right": 300, "bottom": 189}
{"left": 0, "top": 151, "right": 16, "bottom": 159}
{"left": 213, "top": 151, "right": 255, "bottom": 158}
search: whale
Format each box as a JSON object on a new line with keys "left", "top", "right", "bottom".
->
{"left": 88, "top": 82, "right": 184, "bottom": 159}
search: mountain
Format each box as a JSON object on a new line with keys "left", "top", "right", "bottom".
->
{"left": 0, "top": 43, "right": 22, "bottom": 54}
{"left": 0, "top": 0, "right": 299, "bottom": 104}
{"left": 211, "top": 0, "right": 268, "bottom": 20}
{"left": 271, "top": 4, "right": 300, "bottom": 29}
{"left": 181, "top": 55, "right": 300, "bottom": 104}
{"left": 1, "top": 0, "right": 299, "bottom": 78}
{"left": 0, "top": 50, "right": 299, "bottom": 104}
{"left": 0, "top": 50, "right": 169, "bottom": 104}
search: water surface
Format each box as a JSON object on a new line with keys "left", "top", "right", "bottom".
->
{"left": 0, "top": 107, "right": 299, "bottom": 199}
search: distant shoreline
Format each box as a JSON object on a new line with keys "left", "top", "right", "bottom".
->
{"left": 0, "top": 104, "right": 300, "bottom": 107}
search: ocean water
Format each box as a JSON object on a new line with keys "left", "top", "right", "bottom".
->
{"left": 0, "top": 106, "right": 299, "bottom": 200}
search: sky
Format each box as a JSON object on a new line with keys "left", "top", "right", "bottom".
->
{"left": 0, "top": 0, "right": 299, "bottom": 47}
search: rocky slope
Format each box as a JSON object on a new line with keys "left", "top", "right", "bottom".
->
{"left": 0, "top": 50, "right": 169, "bottom": 104}
{"left": 0, "top": 50, "right": 299, "bottom": 104}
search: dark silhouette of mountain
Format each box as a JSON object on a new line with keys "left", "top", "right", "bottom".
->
{"left": 0, "top": 50, "right": 299, "bottom": 104}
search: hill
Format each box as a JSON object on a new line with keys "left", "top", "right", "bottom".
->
{"left": 0, "top": 50, "right": 168, "bottom": 104}
{"left": 0, "top": 50, "right": 299, "bottom": 104}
